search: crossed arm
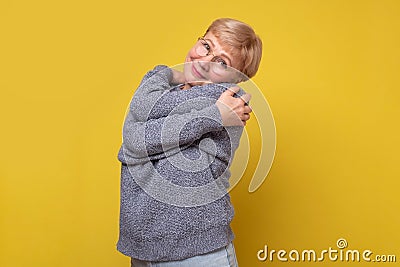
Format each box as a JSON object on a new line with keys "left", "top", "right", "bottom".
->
{"left": 121, "top": 66, "right": 252, "bottom": 163}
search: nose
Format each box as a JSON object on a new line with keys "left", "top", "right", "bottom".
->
{"left": 198, "top": 60, "right": 211, "bottom": 72}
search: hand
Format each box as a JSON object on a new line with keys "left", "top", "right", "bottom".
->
{"left": 216, "top": 86, "right": 252, "bottom": 126}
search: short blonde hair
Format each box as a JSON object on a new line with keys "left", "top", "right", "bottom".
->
{"left": 204, "top": 18, "right": 263, "bottom": 79}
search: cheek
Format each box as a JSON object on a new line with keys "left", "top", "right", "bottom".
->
{"left": 186, "top": 47, "right": 200, "bottom": 61}
{"left": 184, "top": 52, "right": 191, "bottom": 62}
{"left": 183, "top": 62, "right": 191, "bottom": 77}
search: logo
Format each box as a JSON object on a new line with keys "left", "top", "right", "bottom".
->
{"left": 257, "top": 238, "right": 396, "bottom": 263}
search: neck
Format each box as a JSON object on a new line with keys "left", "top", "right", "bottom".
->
{"left": 181, "top": 83, "right": 192, "bottom": 90}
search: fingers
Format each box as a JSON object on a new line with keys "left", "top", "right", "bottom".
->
{"left": 241, "top": 93, "right": 251, "bottom": 104}
{"left": 225, "top": 87, "right": 251, "bottom": 105}
{"left": 217, "top": 86, "right": 253, "bottom": 126}
{"left": 242, "top": 113, "right": 251, "bottom": 121}
{"left": 243, "top": 105, "right": 252, "bottom": 114}
{"left": 224, "top": 86, "right": 240, "bottom": 96}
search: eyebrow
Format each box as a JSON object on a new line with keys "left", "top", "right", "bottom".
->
{"left": 204, "top": 38, "right": 233, "bottom": 66}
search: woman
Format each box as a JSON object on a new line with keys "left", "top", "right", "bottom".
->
{"left": 117, "top": 18, "right": 262, "bottom": 266}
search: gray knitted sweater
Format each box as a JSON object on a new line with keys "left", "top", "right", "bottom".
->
{"left": 117, "top": 65, "right": 244, "bottom": 261}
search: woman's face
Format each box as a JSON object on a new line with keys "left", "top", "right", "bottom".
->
{"left": 183, "top": 32, "right": 241, "bottom": 86}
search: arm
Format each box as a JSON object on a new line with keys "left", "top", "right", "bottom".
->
{"left": 122, "top": 72, "right": 252, "bottom": 163}
{"left": 129, "top": 65, "right": 174, "bottom": 121}
{"left": 121, "top": 103, "right": 224, "bottom": 163}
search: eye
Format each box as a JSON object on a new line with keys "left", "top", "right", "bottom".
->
{"left": 215, "top": 57, "right": 228, "bottom": 69}
{"left": 201, "top": 40, "right": 211, "bottom": 51}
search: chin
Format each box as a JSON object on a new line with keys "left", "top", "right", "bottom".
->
{"left": 182, "top": 65, "right": 192, "bottom": 82}
{"left": 187, "top": 81, "right": 206, "bottom": 88}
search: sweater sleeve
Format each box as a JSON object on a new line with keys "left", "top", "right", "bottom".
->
{"left": 120, "top": 66, "right": 244, "bottom": 164}
{"left": 129, "top": 65, "right": 173, "bottom": 122}
{"left": 121, "top": 103, "right": 224, "bottom": 163}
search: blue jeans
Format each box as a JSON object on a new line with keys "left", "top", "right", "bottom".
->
{"left": 130, "top": 242, "right": 239, "bottom": 267}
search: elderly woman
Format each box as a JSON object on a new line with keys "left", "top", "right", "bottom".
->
{"left": 117, "top": 18, "right": 262, "bottom": 267}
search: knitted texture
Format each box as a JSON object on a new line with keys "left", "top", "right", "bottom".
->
{"left": 117, "top": 65, "right": 245, "bottom": 261}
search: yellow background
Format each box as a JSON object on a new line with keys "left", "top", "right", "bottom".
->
{"left": 1, "top": 0, "right": 399, "bottom": 266}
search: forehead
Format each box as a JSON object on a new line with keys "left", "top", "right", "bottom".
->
{"left": 203, "top": 32, "right": 242, "bottom": 70}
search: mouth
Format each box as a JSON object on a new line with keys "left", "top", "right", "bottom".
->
{"left": 191, "top": 62, "right": 207, "bottom": 80}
